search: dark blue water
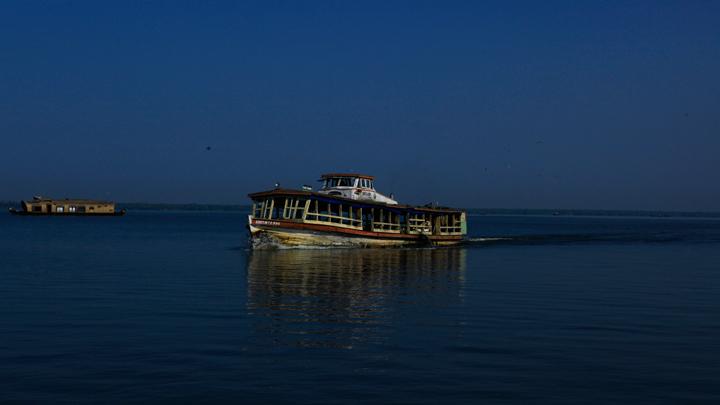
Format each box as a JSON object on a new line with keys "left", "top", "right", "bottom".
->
{"left": 2, "top": 211, "right": 719, "bottom": 403}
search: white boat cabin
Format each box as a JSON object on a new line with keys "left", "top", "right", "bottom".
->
{"left": 317, "top": 173, "right": 398, "bottom": 205}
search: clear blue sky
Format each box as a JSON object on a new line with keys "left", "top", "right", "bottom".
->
{"left": 1, "top": 1, "right": 718, "bottom": 210}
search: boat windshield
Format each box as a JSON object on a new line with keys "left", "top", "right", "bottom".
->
{"left": 325, "top": 177, "right": 355, "bottom": 188}
{"left": 359, "top": 179, "right": 374, "bottom": 189}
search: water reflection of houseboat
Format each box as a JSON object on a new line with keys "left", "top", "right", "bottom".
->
{"left": 8, "top": 196, "right": 126, "bottom": 216}
{"left": 246, "top": 248, "right": 467, "bottom": 349}
{"left": 248, "top": 173, "right": 466, "bottom": 248}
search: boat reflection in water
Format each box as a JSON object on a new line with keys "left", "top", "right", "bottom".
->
{"left": 246, "top": 248, "right": 467, "bottom": 349}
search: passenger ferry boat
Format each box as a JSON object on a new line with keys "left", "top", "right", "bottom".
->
{"left": 9, "top": 196, "right": 126, "bottom": 216}
{"left": 248, "top": 173, "right": 466, "bottom": 248}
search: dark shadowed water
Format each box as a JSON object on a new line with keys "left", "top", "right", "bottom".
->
{"left": 1, "top": 211, "right": 719, "bottom": 403}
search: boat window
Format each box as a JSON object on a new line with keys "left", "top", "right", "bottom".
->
{"left": 56, "top": 206, "right": 64, "bottom": 213}
{"left": 304, "top": 198, "right": 362, "bottom": 228}
{"left": 261, "top": 198, "right": 273, "bottom": 218}
{"left": 283, "top": 197, "right": 307, "bottom": 220}
{"left": 319, "top": 201, "right": 329, "bottom": 220}
{"left": 283, "top": 198, "right": 293, "bottom": 219}
{"left": 370, "top": 208, "right": 401, "bottom": 233}
{"left": 295, "top": 199, "right": 306, "bottom": 219}
{"left": 305, "top": 200, "right": 319, "bottom": 222}
{"left": 338, "top": 178, "right": 351, "bottom": 187}
{"left": 32, "top": 205, "right": 41, "bottom": 212}
{"left": 69, "top": 206, "right": 76, "bottom": 213}
{"left": 436, "top": 213, "right": 463, "bottom": 235}
{"left": 271, "top": 198, "right": 283, "bottom": 219}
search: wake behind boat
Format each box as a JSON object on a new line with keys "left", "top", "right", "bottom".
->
{"left": 248, "top": 173, "right": 466, "bottom": 248}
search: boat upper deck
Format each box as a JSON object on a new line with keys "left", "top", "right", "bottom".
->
{"left": 248, "top": 188, "right": 463, "bottom": 214}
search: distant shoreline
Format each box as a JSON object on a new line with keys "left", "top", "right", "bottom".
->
{"left": 2, "top": 200, "right": 719, "bottom": 218}
{"left": 464, "top": 208, "right": 720, "bottom": 219}
{"left": 0, "top": 201, "right": 250, "bottom": 212}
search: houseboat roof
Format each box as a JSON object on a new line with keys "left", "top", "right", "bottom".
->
{"left": 24, "top": 198, "right": 114, "bottom": 205}
{"left": 248, "top": 188, "right": 462, "bottom": 214}
{"left": 320, "top": 173, "right": 375, "bottom": 180}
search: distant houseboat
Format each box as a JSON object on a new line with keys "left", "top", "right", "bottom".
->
{"left": 9, "top": 196, "right": 126, "bottom": 216}
{"left": 248, "top": 173, "right": 466, "bottom": 248}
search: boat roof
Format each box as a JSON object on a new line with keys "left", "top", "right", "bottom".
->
{"left": 24, "top": 198, "right": 114, "bottom": 205}
{"left": 320, "top": 173, "right": 375, "bottom": 180}
{"left": 248, "top": 188, "right": 463, "bottom": 214}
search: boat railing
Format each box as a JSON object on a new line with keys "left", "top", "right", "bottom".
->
{"left": 305, "top": 212, "right": 362, "bottom": 229}
{"left": 251, "top": 194, "right": 466, "bottom": 237}
{"left": 371, "top": 220, "right": 401, "bottom": 233}
{"left": 438, "top": 225, "right": 463, "bottom": 235}
{"left": 437, "top": 213, "right": 464, "bottom": 235}
{"left": 407, "top": 217, "right": 431, "bottom": 234}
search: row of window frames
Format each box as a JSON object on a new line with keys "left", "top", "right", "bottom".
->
{"left": 254, "top": 199, "right": 435, "bottom": 223}
{"left": 324, "top": 178, "right": 374, "bottom": 188}
{"left": 31, "top": 205, "right": 92, "bottom": 212}
{"left": 255, "top": 200, "right": 461, "bottom": 233}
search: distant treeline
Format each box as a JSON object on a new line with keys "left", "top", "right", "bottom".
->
{"left": 465, "top": 208, "right": 720, "bottom": 218}
{"left": 1, "top": 200, "right": 718, "bottom": 217}
{"left": 0, "top": 201, "right": 251, "bottom": 211}
{"left": 119, "top": 202, "right": 251, "bottom": 211}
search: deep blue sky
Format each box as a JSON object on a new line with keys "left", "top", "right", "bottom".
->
{"left": 1, "top": 1, "right": 718, "bottom": 210}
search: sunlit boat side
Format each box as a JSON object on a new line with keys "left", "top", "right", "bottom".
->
{"left": 247, "top": 173, "right": 466, "bottom": 248}
{"left": 8, "top": 196, "right": 126, "bottom": 216}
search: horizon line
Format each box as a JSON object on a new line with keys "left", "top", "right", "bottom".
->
{"left": 2, "top": 200, "right": 719, "bottom": 217}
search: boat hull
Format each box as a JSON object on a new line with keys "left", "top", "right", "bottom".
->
{"left": 8, "top": 208, "right": 126, "bottom": 216}
{"left": 248, "top": 216, "right": 463, "bottom": 249}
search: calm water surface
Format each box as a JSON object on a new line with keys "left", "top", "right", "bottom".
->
{"left": 1, "top": 211, "right": 719, "bottom": 403}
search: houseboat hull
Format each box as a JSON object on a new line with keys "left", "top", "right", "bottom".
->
{"left": 9, "top": 208, "right": 126, "bottom": 216}
{"left": 248, "top": 216, "right": 463, "bottom": 249}
{"left": 10, "top": 197, "right": 125, "bottom": 216}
